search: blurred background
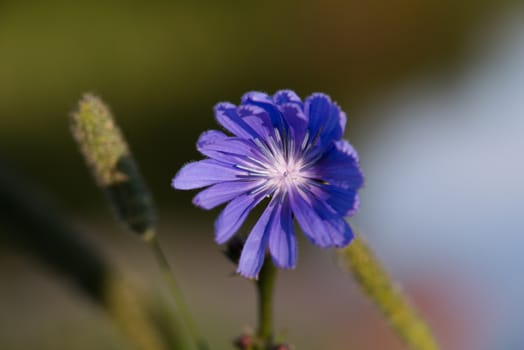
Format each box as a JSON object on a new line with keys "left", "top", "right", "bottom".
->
{"left": 1, "top": 0, "right": 523, "bottom": 349}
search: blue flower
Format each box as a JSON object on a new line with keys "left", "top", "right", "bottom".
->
{"left": 172, "top": 90, "right": 364, "bottom": 279}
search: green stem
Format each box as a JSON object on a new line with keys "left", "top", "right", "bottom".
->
{"left": 147, "top": 234, "right": 210, "bottom": 350}
{"left": 256, "top": 260, "right": 277, "bottom": 348}
{"left": 339, "top": 233, "right": 439, "bottom": 350}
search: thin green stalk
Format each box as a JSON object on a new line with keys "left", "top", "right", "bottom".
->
{"left": 339, "top": 233, "right": 439, "bottom": 350}
{"left": 256, "top": 260, "right": 277, "bottom": 348}
{"left": 147, "top": 234, "right": 209, "bottom": 350}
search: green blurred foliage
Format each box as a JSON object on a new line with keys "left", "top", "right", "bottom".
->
{"left": 0, "top": 0, "right": 512, "bottom": 211}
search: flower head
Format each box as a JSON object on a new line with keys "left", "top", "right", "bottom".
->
{"left": 172, "top": 90, "right": 363, "bottom": 279}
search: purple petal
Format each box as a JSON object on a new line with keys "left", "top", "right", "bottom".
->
{"left": 196, "top": 129, "right": 257, "bottom": 163}
{"left": 347, "top": 194, "right": 360, "bottom": 216}
{"left": 192, "top": 181, "right": 259, "bottom": 210}
{"left": 196, "top": 129, "right": 228, "bottom": 145}
{"left": 196, "top": 130, "right": 227, "bottom": 156}
{"left": 309, "top": 184, "right": 359, "bottom": 217}
{"left": 214, "top": 102, "right": 257, "bottom": 138}
{"left": 335, "top": 139, "right": 359, "bottom": 161}
{"left": 289, "top": 189, "right": 353, "bottom": 247}
{"left": 304, "top": 93, "right": 332, "bottom": 138}
{"left": 279, "top": 103, "right": 308, "bottom": 148}
{"left": 336, "top": 107, "right": 347, "bottom": 138}
{"left": 327, "top": 217, "right": 354, "bottom": 247}
{"left": 241, "top": 91, "right": 273, "bottom": 105}
{"left": 214, "top": 193, "right": 264, "bottom": 244}
{"left": 273, "top": 90, "right": 303, "bottom": 108}
{"left": 304, "top": 94, "right": 345, "bottom": 152}
{"left": 237, "top": 104, "right": 274, "bottom": 141}
{"left": 324, "top": 102, "right": 345, "bottom": 141}
{"left": 268, "top": 199, "right": 297, "bottom": 269}
{"left": 172, "top": 159, "right": 244, "bottom": 190}
{"left": 310, "top": 141, "right": 364, "bottom": 189}
{"left": 241, "top": 91, "right": 285, "bottom": 132}
{"left": 237, "top": 200, "right": 275, "bottom": 279}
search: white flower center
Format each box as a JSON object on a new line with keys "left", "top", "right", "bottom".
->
{"left": 266, "top": 155, "right": 306, "bottom": 190}
{"left": 236, "top": 131, "right": 312, "bottom": 197}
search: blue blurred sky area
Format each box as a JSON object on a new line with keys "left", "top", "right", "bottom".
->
{"left": 357, "top": 9, "right": 524, "bottom": 349}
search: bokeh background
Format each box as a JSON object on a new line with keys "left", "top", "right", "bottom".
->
{"left": 1, "top": 1, "right": 524, "bottom": 349}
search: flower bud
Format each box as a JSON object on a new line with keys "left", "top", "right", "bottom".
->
{"left": 70, "top": 93, "right": 155, "bottom": 238}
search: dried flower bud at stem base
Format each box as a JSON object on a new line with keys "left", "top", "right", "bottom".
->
{"left": 271, "top": 344, "right": 291, "bottom": 350}
{"left": 234, "top": 334, "right": 254, "bottom": 350}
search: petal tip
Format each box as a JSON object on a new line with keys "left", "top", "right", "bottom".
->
{"left": 191, "top": 193, "right": 208, "bottom": 210}
{"left": 273, "top": 89, "right": 302, "bottom": 104}
{"left": 241, "top": 91, "right": 270, "bottom": 105}
{"left": 171, "top": 173, "right": 184, "bottom": 190}
{"left": 236, "top": 269, "right": 259, "bottom": 280}
{"left": 309, "top": 92, "right": 332, "bottom": 103}
{"left": 214, "top": 101, "right": 235, "bottom": 111}
{"left": 271, "top": 258, "right": 296, "bottom": 270}
{"left": 335, "top": 223, "right": 355, "bottom": 247}
{"left": 214, "top": 232, "right": 229, "bottom": 245}
{"left": 171, "top": 163, "right": 200, "bottom": 190}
